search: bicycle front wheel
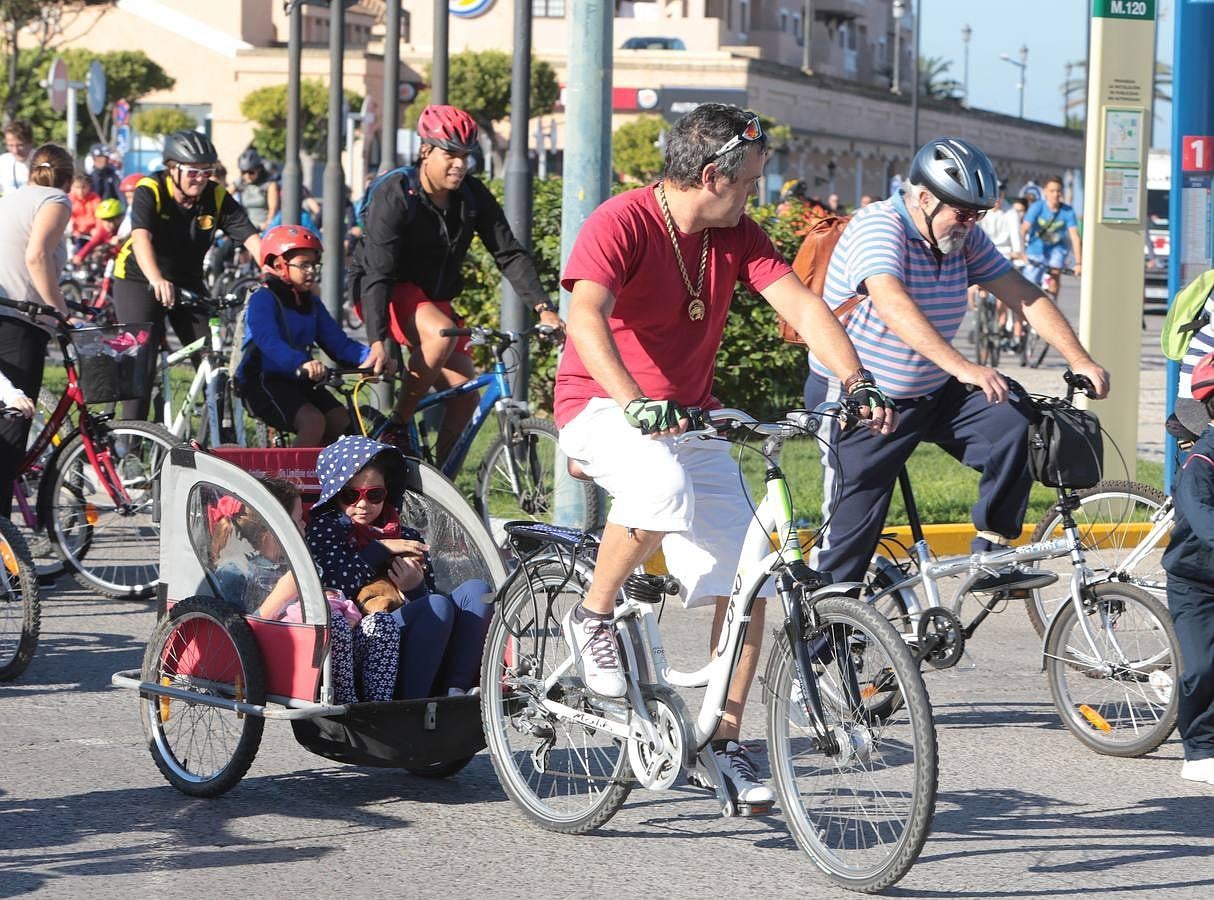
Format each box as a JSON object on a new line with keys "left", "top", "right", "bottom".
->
{"left": 766, "top": 593, "right": 937, "bottom": 894}
{"left": 481, "top": 559, "right": 632, "bottom": 833}
{"left": 1027, "top": 480, "right": 1168, "bottom": 637}
{"left": 0, "top": 518, "right": 40, "bottom": 681}
{"left": 1045, "top": 582, "right": 1179, "bottom": 757}
{"left": 475, "top": 418, "right": 600, "bottom": 546}
{"left": 42, "top": 420, "right": 177, "bottom": 599}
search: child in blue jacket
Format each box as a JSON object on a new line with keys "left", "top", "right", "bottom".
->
{"left": 236, "top": 224, "right": 370, "bottom": 447}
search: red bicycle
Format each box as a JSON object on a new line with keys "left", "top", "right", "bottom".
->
{"left": 3, "top": 296, "right": 177, "bottom": 599}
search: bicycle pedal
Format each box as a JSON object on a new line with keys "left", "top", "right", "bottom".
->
{"left": 736, "top": 800, "right": 776, "bottom": 817}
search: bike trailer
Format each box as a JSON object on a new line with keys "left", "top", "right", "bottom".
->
{"left": 112, "top": 444, "right": 509, "bottom": 793}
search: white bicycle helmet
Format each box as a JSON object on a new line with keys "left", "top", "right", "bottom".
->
{"left": 908, "top": 137, "right": 1000, "bottom": 211}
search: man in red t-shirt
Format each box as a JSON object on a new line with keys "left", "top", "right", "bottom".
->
{"left": 556, "top": 103, "right": 896, "bottom": 809}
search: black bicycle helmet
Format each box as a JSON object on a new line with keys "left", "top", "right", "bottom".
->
{"left": 163, "top": 130, "right": 219, "bottom": 165}
{"left": 908, "top": 137, "right": 1000, "bottom": 211}
{"left": 238, "top": 147, "right": 263, "bottom": 173}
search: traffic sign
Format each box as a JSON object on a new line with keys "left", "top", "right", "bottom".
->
{"left": 1092, "top": 0, "right": 1156, "bottom": 19}
{"left": 114, "top": 125, "right": 131, "bottom": 155}
{"left": 112, "top": 99, "right": 130, "bottom": 128}
{"left": 86, "top": 61, "right": 106, "bottom": 117}
{"left": 46, "top": 57, "right": 68, "bottom": 114}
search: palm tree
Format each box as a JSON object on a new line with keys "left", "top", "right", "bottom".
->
{"left": 1061, "top": 59, "right": 1171, "bottom": 130}
{"left": 918, "top": 56, "right": 962, "bottom": 101}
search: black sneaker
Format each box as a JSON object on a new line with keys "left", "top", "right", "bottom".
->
{"left": 971, "top": 565, "right": 1058, "bottom": 593}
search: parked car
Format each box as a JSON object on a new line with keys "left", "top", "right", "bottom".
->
{"left": 620, "top": 36, "right": 686, "bottom": 50}
{"left": 1145, "top": 148, "right": 1169, "bottom": 312}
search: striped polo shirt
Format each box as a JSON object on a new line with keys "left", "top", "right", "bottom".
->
{"left": 808, "top": 192, "right": 1011, "bottom": 398}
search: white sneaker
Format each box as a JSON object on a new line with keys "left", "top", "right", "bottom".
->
{"left": 563, "top": 605, "right": 627, "bottom": 698}
{"left": 1181, "top": 758, "right": 1214, "bottom": 785}
{"left": 713, "top": 740, "right": 774, "bottom": 806}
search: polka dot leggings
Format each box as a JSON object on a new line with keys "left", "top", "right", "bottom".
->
{"left": 328, "top": 611, "right": 400, "bottom": 703}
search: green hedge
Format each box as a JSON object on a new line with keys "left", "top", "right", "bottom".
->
{"left": 457, "top": 178, "right": 811, "bottom": 418}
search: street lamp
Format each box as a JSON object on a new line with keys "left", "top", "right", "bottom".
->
{"left": 891, "top": 0, "right": 905, "bottom": 95}
{"left": 961, "top": 23, "right": 971, "bottom": 107}
{"left": 1063, "top": 61, "right": 1073, "bottom": 127}
{"left": 1000, "top": 44, "right": 1029, "bottom": 119}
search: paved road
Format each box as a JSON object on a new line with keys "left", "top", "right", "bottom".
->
{"left": 3, "top": 574, "right": 1213, "bottom": 898}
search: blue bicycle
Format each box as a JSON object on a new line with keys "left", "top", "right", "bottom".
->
{"left": 345, "top": 324, "right": 601, "bottom": 545}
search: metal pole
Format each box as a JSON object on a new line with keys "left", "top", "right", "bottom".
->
{"left": 381, "top": 0, "right": 401, "bottom": 171}
{"left": 432, "top": 0, "right": 448, "bottom": 105}
{"left": 801, "top": 0, "right": 813, "bottom": 75}
{"left": 556, "top": 0, "right": 613, "bottom": 526}
{"left": 282, "top": 0, "right": 303, "bottom": 226}
{"left": 66, "top": 86, "right": 78, "bottom": 158}
{"left": 322, "top": 0, "right": 346, "bottom": 323}
{"left": 910, "top": 0, "right": 920, "bottom": 156}
{"left": 501, "top": 0, "right": 533, "bottom": 400}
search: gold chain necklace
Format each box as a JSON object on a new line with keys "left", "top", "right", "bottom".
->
{"left": 656, "top": 183, "right": 710, "bottom": 322}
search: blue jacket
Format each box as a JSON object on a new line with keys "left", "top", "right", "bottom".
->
{"left": 1163, "top": 425, "right": 1214, "bottom": 585}
{"left": 236, "top": 276, "right": 369, "bottom": 383}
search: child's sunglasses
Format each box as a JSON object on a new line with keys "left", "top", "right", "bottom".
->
{"left": 338, "top": 485, "right": 387, "bottom": 505}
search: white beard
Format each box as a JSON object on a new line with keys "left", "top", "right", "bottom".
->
{"left": 934, "top": 226, "right": 970, "bottom": 255}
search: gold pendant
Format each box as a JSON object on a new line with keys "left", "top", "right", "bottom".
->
{"left": 687, "top": 297, "right": 706, "bottom": 321}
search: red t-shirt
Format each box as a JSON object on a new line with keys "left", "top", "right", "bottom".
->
{"left": 555, "top": 185, "right": 791, "bottom": 427}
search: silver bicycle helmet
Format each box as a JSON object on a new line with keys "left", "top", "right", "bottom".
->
{"left": 908, "top": 137, "right": 999, "bottom": 210}
{"left": 238, "top": 147, "right": 263, "bottom": 173}
{"left": 163, "top": 130, "right": 219, "bottom": 166}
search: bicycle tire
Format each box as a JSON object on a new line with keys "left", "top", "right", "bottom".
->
{"left": 0, "top": 517, "right": 40, "bottom": 681}
{"left": 1044, "top": 582, "right": 1179, "bottom": 757}
{"left": 1026, "top": 480, "right": 1168, "bottom": 637}
{"left": 15, "top": 389, "right": 71, "bottom": 581}
{"left": 973, "top": 298, "right": 992, "bottom": 367}
{"left": 475, "top": 418, "right": 600, "bottom": 547}
{"left": 141, "top": 596, "right": 266, "bottom": 796}
{"left": 41, "top": 420, "right": 177, "bottom": 599}
{"left": 481, "top": 558, "right": 632, "bottom": 834}
{"left": 766, "top": 593, "right": 937, "bottom": 893}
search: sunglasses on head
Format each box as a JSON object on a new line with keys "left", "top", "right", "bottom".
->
{"left": 703, "top": 116, "right": 764, "bottom": 168}
{"left": 338, "top": 485, "right": 387, "bottom": 505}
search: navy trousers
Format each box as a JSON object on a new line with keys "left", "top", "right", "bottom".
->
{"left": 395, "top": 579, "right": 493, "bottom": 698}
{"left": 1167, "top": 575, "right": 1214, "bottom": 761}
{"left": 804, "top": 372, "right": 1036, "bottom": 584}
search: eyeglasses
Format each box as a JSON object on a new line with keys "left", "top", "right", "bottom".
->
{"left": 703, "top": 116, "right": 764, "bottom": 167}
{"left": 947, "top": 204, "right": 988, "bottom": 224}
{"left": 338, "top": 485, "right": 387, "bottom": 506}
{"left": 179, "top": 165, "right": 216, "bottom": 181}
{"left": 287, "top": 261, "right": 323, "bottom": 275}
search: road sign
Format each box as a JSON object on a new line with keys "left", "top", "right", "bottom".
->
{"left": 46, "top": 57, "right": 68, "bottom": 114}
{"left": 114, "top": 125, "right": 131, "bottom": 156}
{"left": 398, "top": 81, "right": 418, "bottom": 103}
{"left": 1092, "top": 0, "right": 1156, "bottom": 19}
{"left": 112, "top": 99, "right": 130, "bottom": 128}
{"left": 1182, "top": 135, "right": 1214, "bottom": 173}
{"left": 86, "top": 61, "right": 106, "bottom": 117}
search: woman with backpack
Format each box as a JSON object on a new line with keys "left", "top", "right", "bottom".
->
{"left": 352, "top": 104, "right": 562, "bottom": 458}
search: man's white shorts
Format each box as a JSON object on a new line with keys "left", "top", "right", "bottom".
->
{"left": 558, "top": 397, "right": 768, "bottom": 609}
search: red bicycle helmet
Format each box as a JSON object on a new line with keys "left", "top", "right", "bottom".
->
{"left": 260, "top": 224, "right": 323, "bottom": 267}
{"left": 416, "top": 104, "right": 479, "bottom": 153}
{"left": 1192, "top": 351, "right": 1214, "bottom": 402}
{"left": 120, "top": 173, "right": 143, "bottom": 194}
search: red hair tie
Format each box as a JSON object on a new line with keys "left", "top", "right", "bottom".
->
{"left": 207, "top": 495, "right": 244, "bottom": 528}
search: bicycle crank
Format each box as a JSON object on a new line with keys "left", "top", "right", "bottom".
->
{"left": 915, "top": 606, "right": 966, "bottom": 669}
{"left": 627, "top": 698, "right": 684, "bottom": 791}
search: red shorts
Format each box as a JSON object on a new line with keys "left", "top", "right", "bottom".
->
{"left": 386, "top": 283, "right": 470, "bottom": 356}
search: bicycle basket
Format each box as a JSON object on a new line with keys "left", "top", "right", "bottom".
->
{"left": 70, "top": 322, "right": 155, "bottom": 404}
{"left": 1027, "top": 399, "right": 1103, "bottom": 489}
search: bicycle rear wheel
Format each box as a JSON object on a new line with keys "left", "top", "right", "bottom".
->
{"left": 41, "top": 420, "right": 177, "bottom": 599}
{"left": 475, "top": 418, "right": 600, "bottom": 547}
{"left": 766, "top": 593, "right": 937, "bottom": 894}
{"left": 15, "top": 389, "right": 71, "bottom": 581}
{"left": 1045, "top": 582, "right": 1178, "bottom": 757}
{"left": 1026, "top": 481, "right": 1168, "bottom": 637}
{"left": 0, "top": 518, "right": 40, "bottom": 681}
{"left": 481, "top": 559, "right": 632, "bottom": 833}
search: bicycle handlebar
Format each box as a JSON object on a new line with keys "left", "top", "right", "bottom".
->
{"left": 682, "top": 401, "right": 861, "bottom": 440}
{"left": 294, "top": 364, "right": 398, "bottom": 384}
{"left": 438, "top": 322, "right": 562, "bottom": 347}
{"left": 0, "top": 294, "right": 100, "bottom": 326}
{"left": 174, "top": 287, "right": 246, "bottom": 312}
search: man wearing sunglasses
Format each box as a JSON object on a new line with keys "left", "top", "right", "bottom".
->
{"left": 555, "top": 103, "right": 896, "bottom": 811}
{"left": 804, "top": 136, "right": 1109, "bottom": 595}
{"left": 112, "top": 130, "right": 262, "bottom": 422}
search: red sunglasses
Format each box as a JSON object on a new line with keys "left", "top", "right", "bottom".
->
{"left": 338, "top": 485, "right": 387, "bottom": 505}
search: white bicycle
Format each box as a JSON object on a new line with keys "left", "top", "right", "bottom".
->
{"left": 481, "top": 403, "right": 938, "bottom": 894}
{"left": 151, "top": 288, "right": 250, "bottom": 448}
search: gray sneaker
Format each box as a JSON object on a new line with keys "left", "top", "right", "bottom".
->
{"left": 713, "top": 741, "right": 774, "bottom": 806}
{"left": 971, "top": 565, "right": 1058, "bottom": 593}
{"left": 562, "top": 605, "right": 627, "bottom": 698}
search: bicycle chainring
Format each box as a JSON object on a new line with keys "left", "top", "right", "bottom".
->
{"left": 627, "top": 698, "right": 684, "bottom": 791}
{"left": 916, "top": 606, "right": 965, "bottom": 670}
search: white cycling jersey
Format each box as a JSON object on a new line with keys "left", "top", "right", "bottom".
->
{"left": 979, "top": 206, "right": 1022, "bottom": 262}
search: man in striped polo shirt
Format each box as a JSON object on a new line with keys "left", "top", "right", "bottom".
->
{"left": 804, "top": 137, "right": 1109, "bottom": 590}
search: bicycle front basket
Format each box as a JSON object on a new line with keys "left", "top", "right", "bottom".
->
{"left": 1027, "top": 400, "right": 1103, "bottom": 490}
{"left": 70, "top": 322, "right": 155, "bottom": 404}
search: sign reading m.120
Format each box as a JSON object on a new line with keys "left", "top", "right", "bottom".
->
{"left": 1092, "top": 0, "right": 1155, "bottom": 19}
